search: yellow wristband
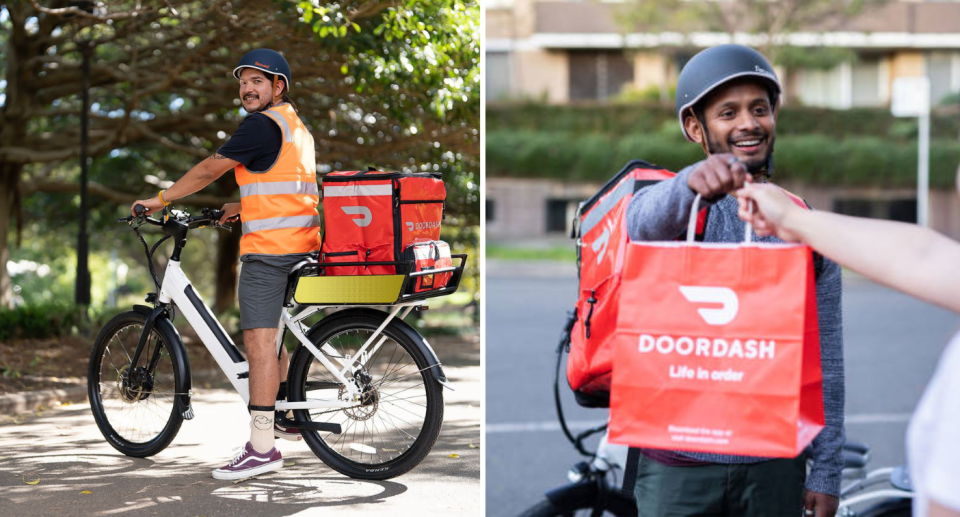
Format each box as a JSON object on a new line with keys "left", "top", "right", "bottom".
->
{"left": 158, "top": 189, "right": 171, "bottom": 206}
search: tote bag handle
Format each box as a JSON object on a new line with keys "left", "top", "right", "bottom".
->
{"left": 686, "top": 193, "right": 754, "bottom": 244}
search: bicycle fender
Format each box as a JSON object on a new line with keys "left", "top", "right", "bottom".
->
{"left": 305, "top": 308, "right": 450, "bottom": 389}
{"left": 132, "top": 305, "right": 194, "bottom": 419}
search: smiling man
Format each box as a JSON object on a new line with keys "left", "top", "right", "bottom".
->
{"left": 625, "top": 45, "right": 845, "bottom": 517}
{"left": 131, "top": 48, "right": 318, "bottom": 481}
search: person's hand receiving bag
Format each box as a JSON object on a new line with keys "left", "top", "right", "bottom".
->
{"left": 736, "top": 179, "right": 806, "bottom": 243}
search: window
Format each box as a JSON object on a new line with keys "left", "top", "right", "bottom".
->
{"left": 487, "top": 52, "right": 512, "bottom": 101}
{"left": 927, "top": 52, "right": 960, "bottom": 106}
{"left": 546, "top": 198, "right": 578, "bottom": 234}
{"left": 486, "top": 199, "right": 496, "bottom": 222}
{"left": 851, "top": 58, "right": 882, "bottom": 107}
{"left": 568, "top": 51, "right": 634, "bottom": 100}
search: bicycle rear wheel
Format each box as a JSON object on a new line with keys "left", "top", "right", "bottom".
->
{"left": 88, "top": 311, "right": 184, "bottom": 457}
{"left": 287, "top": 312, "right": 444, "bottom": 480}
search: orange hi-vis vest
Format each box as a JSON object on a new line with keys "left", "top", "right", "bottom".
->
{"left": 235, "top": 103, "right": 321, "bottom": 257}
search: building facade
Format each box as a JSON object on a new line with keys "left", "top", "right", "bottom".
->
{"left": 486, "top": 0, "right": 960, "bottom": 108}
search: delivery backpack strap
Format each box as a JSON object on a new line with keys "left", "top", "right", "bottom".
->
{"left": 554, "top": 310, "right": 607, "bottom": 456}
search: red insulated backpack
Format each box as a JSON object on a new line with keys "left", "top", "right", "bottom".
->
{"left": 320, "top": 169, "right": 445, "bottom": 275}
{"left": 565, "top": 160, "right": 707, "bottom": 408}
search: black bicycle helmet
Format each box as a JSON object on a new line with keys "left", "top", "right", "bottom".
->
{"left": 675, "top": 44, "right": 781, "bottom": 142}
{"left": 233, "top": 48, "right": 292, "bottom": 92}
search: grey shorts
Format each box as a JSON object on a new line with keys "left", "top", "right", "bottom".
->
{"left": 238, "top": 253, "right": 311, "bottom": 330}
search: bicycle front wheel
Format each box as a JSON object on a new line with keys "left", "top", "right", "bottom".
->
{"left": 88, "top": 311, "right": 184, "bottom": 457}
{"left": 288, "top": 312, "right": 444, "bottom": 480}
{"left": 518, "top": 483, "right": 637, "bottom": 517}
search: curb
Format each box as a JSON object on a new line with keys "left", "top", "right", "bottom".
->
{"left": 0, "top": 385, "right": 87, "bottom": 415}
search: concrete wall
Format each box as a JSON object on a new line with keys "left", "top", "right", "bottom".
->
{"left": 486, "top": 178, "right": 599, "bottom": 240}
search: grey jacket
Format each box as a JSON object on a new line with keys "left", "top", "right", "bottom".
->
{"left": 624, "top": 163, "right": 846, "bottom": 497}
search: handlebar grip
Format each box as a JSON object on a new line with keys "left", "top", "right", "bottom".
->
{"left": 134, "top": 204, "right": 146, "bottom": 217}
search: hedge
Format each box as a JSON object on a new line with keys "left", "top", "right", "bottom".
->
{"left": 486, "top": 103, "right": 960, "bottom": 143}
{"left": 486, "top": 130, "right": 960, "bottom": 189}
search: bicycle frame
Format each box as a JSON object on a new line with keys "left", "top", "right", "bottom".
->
{"left": 130, "top": 257, "right": 424, "bottom": 415}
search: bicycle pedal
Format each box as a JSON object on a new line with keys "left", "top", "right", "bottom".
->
{"left": 182, "top": 406, "right": 195, "bottom": 420}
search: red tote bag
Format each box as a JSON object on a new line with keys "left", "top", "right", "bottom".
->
{"left": 609, "top": 195, "right": 825, "bottom": 458}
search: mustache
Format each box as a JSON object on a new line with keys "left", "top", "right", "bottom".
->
{"left": 243, "top": 93, "right": 259, "bottom": 101}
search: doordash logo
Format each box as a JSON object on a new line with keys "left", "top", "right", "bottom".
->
{"left": 678, "top": 286, "right": 739, "bottom": 326}
{"left": 406, "top": 220, "right": 441, "bottom": 232}
{"left": 342, "top": 206, "right": 372, "bottom": 227}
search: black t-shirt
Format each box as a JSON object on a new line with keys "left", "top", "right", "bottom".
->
{"left": 217, "top": 112, "right": 283, "bottom": 172}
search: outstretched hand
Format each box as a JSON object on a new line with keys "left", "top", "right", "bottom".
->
{"left": 736, "top": 179, "right": 805, "bottom": 243}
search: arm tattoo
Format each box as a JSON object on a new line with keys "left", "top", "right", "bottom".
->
{"left": 210, "top": 153, "right": 229, "bottom": 160}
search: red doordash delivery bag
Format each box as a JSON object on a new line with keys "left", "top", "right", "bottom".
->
{"left": 401, "top": 240, "right": 453, "bottom": 293}
{"left": 321, "top": 170, "right": 445, "bottom": 275}
{"left": 609, "top": 196, "right": 825, "bottom": 457}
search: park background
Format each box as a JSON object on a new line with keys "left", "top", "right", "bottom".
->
{"left": 484, "top": 0, "right": 960, "bottom": 515}
{"left": 0, "top": 1, "right": 481, "bottom": 515}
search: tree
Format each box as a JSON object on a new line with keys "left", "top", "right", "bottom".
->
{"left": 0, "top": 0, "right": 479, "bottom": 309}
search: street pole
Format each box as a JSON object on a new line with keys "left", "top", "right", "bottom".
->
{"left": 76, "top": 40, "right": 91, "bottom": 309}
{"left": 918, "top": 110, "right": 930, "bottom": 228}
{"left": 70, "top": 0, "right": 95, "bottom": 321}
{"left": 891, "top": 76, "right": 931, "bottom": 227}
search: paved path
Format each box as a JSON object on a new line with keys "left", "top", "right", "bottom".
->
{"left": 485, "top": 261, "right": 960, "bottom": 516}
{"left": 0, "top": 360, "right": 480, "bottom": 516}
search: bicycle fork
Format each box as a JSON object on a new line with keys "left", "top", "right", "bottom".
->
{"left": 129, "top": 304, "right": 194, "bottom": 420}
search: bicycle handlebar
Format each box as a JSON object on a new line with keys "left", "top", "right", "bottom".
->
{"left": 119, "top": 205, "right": 233, "bottom": 231}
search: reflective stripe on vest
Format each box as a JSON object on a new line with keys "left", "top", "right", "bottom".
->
{"left": 242, "top": 214, "right": 321, "bottom": 235}
{"left": 240, "top": 181, "right": 319, "bottom": 198}
{"left": 234, "top": 103, "right": 320, "bottom": 256}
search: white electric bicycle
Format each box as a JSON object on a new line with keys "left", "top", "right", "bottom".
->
{"left": 87, "top": 205, "right": 466, "bottom": 480}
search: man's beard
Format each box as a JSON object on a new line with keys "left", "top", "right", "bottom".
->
{"left": 705, "top": 131, "right": 775, "bottom": 176}
{"left": 243, "top": 94, "right": 271, "bottom": 113}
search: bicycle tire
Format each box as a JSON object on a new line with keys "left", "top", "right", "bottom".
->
{"left": 856, "top": 498, "right": 912, "bottom": 517}
{"left": 88, "top": 311, "right": 184, "bottom": 457}
{"left": 518, "top": 484, "right": 637, "bottom": 517}
{"left": 287, "top": 312, "right": 443, "bottom": 480}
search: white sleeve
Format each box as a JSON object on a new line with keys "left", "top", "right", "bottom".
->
{"left": 924, "top": 343, "right": 960, "bottom": 511}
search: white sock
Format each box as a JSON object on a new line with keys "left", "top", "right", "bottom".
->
{"left": 249, "top": 406, "right": 275, "bottom": 453}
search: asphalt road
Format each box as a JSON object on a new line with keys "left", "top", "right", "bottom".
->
{"left": 485, "top": 260, "right": 960, "bottom": 516}
{"left": 0, "top": 342, "right": 481, "bottom": 516}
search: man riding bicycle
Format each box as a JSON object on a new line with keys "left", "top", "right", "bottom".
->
{"left": 131, "top": 48, "right": 318, "bottom": 480}
{"left": 625, "top": 44, "right": 845, "bottom": 517}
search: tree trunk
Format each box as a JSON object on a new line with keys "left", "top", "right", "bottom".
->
{"left": 0, "top": 162, "right": 22, "bottom": 308}
{"left": 214, "top": 225, "right": 241, "bottom": 314}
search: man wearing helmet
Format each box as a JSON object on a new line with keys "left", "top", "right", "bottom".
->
{"left": 131, "top": 49, "right": 319, "bottom": 481}
{"left": 625, "top": 44, "right": 844, "bottom": 517}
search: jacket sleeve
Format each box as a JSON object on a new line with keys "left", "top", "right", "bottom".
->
{"left": 625, "top": 162, "right": 714, "bottom": 241}
{"left": 805, "top": 256, "right": 846, "bottom": 497}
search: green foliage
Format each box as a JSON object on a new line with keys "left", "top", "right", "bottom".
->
{"left": 775, "top": 46, "right": 859, "bottom": 71}
{"left": 3, "top": 1, "right": 480, "bottom": 316}
{"left": 486, "top": 245, "right": 577, "bottom": 263}
{"left": 487, "top": 129, "right": 960, "bottom": 189}
{"left": 486, "top": 103, "right": 960, "bottom": 142}
{"left": 0, "top": 303, "right": 78, "bottom": 341}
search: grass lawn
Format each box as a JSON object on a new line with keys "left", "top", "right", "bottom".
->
{"left": 486, "top": 244, "right": 577, "bottom": 263}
